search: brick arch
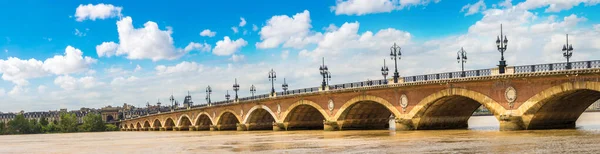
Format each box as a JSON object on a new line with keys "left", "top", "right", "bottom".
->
{"left": 280, "top": 100, "right": 330, "bottom": 122}
{"left": 176, "top": 114, "right": 193, "bottom": 127}
{"left": 143, "top": 120, "right": 151, "bottom": 128}
{"left": 129, "top": 123, "right": 134, "bottom": 129}
{"left": 194, "top": 112, "right": 214, "bottom": 126}
{"left": 333, "top": 95, "right": 402, "bottom": 121}
{"left": 407, "top": 88, "right": 506, "bottom": 130}
{"left": 152, "top": 119, "right": 162, "bottom": 128}
{"left": 163, "top": 117, "right": 176, "bottom": 129}
{"left": 280, "top": 100, "right": 329, "bottom": 130}
{"left": 517, "top": 81, "right": 600, "bottom": 129}
{"left": 242, "top": 105, "right": 278, "bottom": 124}
{"left": 214, "top": 109, "right": 242, "bottom": 125}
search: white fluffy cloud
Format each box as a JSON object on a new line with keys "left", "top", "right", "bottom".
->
{"left": 200, "top": 29, "right": 216, "bottom": 37}
{"left": 96, "top": 41, "right": 119, "bottom": 57}
{"left": 461, "top": 0, "right": 486, "bottom": 16}
{"left": 516, "top": 0, "right": 600, "bottom": 12}
{"left": 0, "top": 57, "right": 46, "bottom": 86}
{"left": 155, "top": 61, "right": 203, "bottom": 75}
{"left": 54, "top": 75, "right": 103, "bottom": 91}
{"left": 231, "top": 27, "right": 239, "bottom": 33}
{"left": 331, "top": 0, "right": 441, "bottom": 15}
{"left": 256, "top": 10, "right": 321, "bottom": 49}
{"left": 74, "top": 3, "right": 122, "bottom": 22}
{"left": 252, "top": 24, "right": 258, "bottom": 31}
{"left": 43, "top": 46, "right": 97, "bottom": 75}
{"left": 213, "top": 36, "right": 248, "bottom": 56}
{"left": 110, "top": 76, "right": 139, "bottom": 86}
{"left": 239, "top": 17, "right": 247, "bottom": 27}
{"left": 229, "top": 54, "right": 245, "bottom": 62}
{"left": 184, "top": 42, "right": 212, "bottom": 52}
{"left": 0, "top": 46, "right": 95, "bottom": 86}
{"left": 100, "top": 16, "right": 186, "bottom": 61}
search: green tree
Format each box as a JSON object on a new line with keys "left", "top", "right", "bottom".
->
{"left": 6, "top": 114, "right": 32, "bottom": 134}
{"left": 30, "top": 119, "right": 43, "bottom": 134}
{"left": 80, "top": 113, "right": 105, "bottom": 132}
{"left": 43, "top": 122, "right": 59, "bottom": 133}
{"left": 58, "top": 113, "right": 78, "bottom": 133}
{"left": 39, "top": 117, "right": 49, "bottom": 126}
{"left": 0, "top": 122, "right": 5, "bottom": 134}
{"left": 105, "top": 124, "right": 119, "bottom": 131}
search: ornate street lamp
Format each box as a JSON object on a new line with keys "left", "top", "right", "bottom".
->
{"left": 390, "top": 43, "right": 401, "bottom": 83}
{"left": 169, "top": 94, "right": 175, "bottom": 111}
{"left": 562, "top": 34, "right": 574, "bottom": 69}
{"left": 457, "top": 47, "right": 467, "bottom": 77}
{"left": 250, "top": 84, "right": 256, "bottom": 99}
{"left": 268, "top": 69, "right": 276, "bottom": 96}
{"left": 233, "top": 78, "right": 240, "bottom": 101}
{"left": 319, "top": 57, "right": 331, "bottom": 90}
{"left": 381, "top": 59, "right": 389, "bottom": 84}
{"left": 496, "top": 24, "right": 508, "bottom": 74}
{"left": 282, "top": 78, "right": 288, "bottom": 94}
{"left": 225, "top": 90, "right": 231, "bottom": 102}
{"left": 205, "top": 86, "right": 212, "bottom": 105}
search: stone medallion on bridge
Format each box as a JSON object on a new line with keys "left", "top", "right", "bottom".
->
{"left": 400, "top": 94, "right": 408, "bottom": 112}
{"left": 328, "top": 99, "right": 334, "bottom": 114}
{"left": 277, "top": 103, "right": 281, "bottom": 117}
{"left": 505, "top": 86, "right": 517, "bottom": 108}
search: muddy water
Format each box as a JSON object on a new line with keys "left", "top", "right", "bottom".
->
{"left": 1, "top": 112, "right": 600, "bottom": 154}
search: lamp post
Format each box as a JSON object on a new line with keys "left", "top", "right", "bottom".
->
{"left": 169, "top": 94, "right": 175, "bottom": 111}
{"left": 562, "top": 34, "right": 574, "bottom": 69}
{"left": 225, "top": 90, "right": 231, "bottom": 102}
{"left": 233, "top": 78, "right": 239, "bottom": 101}
{"left": 457, "top": 47, "right": 467, "bottom": 77}
{"left": 390, "top": 43, "right": 401, "bottom": 83}
{"left": 250, "top": 85, "right": 256, "bottom": 99}
{"left": 381, "top": 59, "right": 389, "bottom": 84}
{"left": 268, "top": 69, "right": 276, "bottom": 96}
{"left": 282, "top": 78, "right": 288, "bottom": 94}
{"left": 205, "top": 86, "right": 212, "bottom": 105}
{"left": 496, "top": 24, "right": 508, "bottom": 74}
{"left": 319, "top": 57, "right": 331, "bottom": 90}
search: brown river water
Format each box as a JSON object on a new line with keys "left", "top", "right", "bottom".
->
{"left": 1, "top": 112, "right": 600, "bottom": 154}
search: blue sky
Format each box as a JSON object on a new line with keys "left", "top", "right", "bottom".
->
{"left": 1, "top": 0, "right": 599, "bottom": 112}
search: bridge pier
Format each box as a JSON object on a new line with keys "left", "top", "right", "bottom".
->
{"left": 273, "top": 123, "right": 285, "bottom": 131}
{"left": 499, "top": 114, "right": 524, "bottom": 131}
{"left": 236, "top": 123, "right": 247, "bottom": 131}
{"left": 209, "top": 125, "right": 216, "bottom": 131}
{"left": 394, "top": 118, "right": 414, "bottom": 131}
{"left": 189, "top": 126, "right": 197, "bottom": 131}
{"left": 160, "top": 127, "right": 167, "bottom": 131}
{"left": 323, "top": 120, "right": 339, "bottom": 131}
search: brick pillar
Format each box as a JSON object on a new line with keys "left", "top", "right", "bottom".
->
{"left": 236, "top": 123, "right": 247, "bottom": 131}
{"left": 272, "top": 122, "right": 285, "bottom": 131}
{"left": 499, "top": 114, "right": 524, "bottom": 131}
{"left": 394, "top": 118, "right": 413, "bottom": 131}
{"left": 323, "top": 120, "right": 339, "bottom": 131}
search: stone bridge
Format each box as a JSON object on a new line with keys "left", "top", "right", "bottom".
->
{"left": 121, "top": 60, "right": 600, "bottom": 131}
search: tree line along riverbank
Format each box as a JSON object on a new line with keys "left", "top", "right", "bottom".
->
{"left": 0, "top": 113, "right": 118, "bottom": 135}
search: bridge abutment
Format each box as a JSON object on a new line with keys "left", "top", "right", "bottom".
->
{"left": 394, "top": 118, "right": 414, "bottom": 131}
{"left": 499, "top": 114, "right": 524, "bottom": 131}
{"left": 323, "top": 121, "right": 339, "bottom": 131}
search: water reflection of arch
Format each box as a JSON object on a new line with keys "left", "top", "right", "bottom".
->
{"left": 215, "top": 109, "right": 241, "bottom": 131}
{"left": 280, "top": 100, "right": 329, "bottom": 130}
{"left": 333, "top": 95, "right": 401, "bottom": 130}
{"left": 408, "top": 88, "right": 505, "bottom": 130}
{"left": 517, "top": 81, "right": 600, "bottom": 129}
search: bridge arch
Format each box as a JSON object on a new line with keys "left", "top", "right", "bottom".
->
{"left": 408, "top": 88, "right": 505, "bottom": 130}
{"left": 334, "top": 95, "right": 401, "bottom": 130}
{"left": 143, "top": 121, "right": 151, "bottom": 130}
{"left": 176, "top": 114, "right": 193, "bottom": 130}
{"left": 129, "top": 123, "right": 134, "bottom": 130}
{"left": 152, "top": 119, "right": 162, "bottom": 129}
{"left": 517, "top": 81, "right": 600, "bottom": 129}
{"left": 195, "top": 112, "right": 213, "bottom": 130}
{"left": 215, "top": 109, "right": 242, "bottom": 131}
{"left": 163, "top": 118, "right": 176, "bottom": 131}
{"left": 280, "top": 100, "right": 329, "bottom": 130}
{"left": 242, "top": 105, "right": 277, "bottom": 130}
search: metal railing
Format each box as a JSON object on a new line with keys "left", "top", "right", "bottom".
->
{"left": 127, "top": 60, "right": 600, "bottom": 119}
